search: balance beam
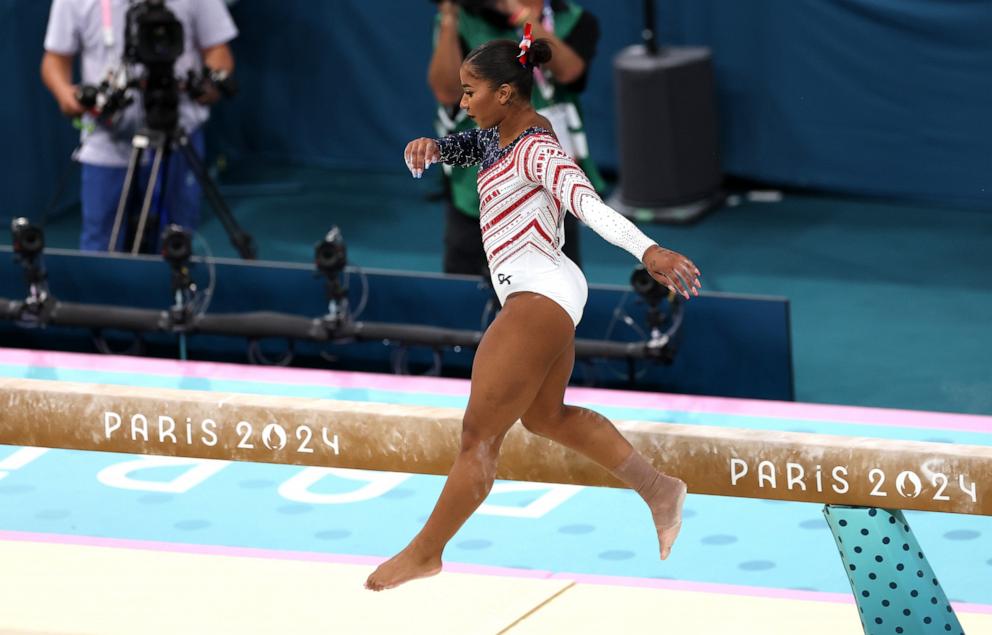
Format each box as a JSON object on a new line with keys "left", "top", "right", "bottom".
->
{"left": 1, "top": 378, "right": 989, "bottom": 515}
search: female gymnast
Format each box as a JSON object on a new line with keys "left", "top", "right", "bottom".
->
{"left": 366, "top": 30, "right": 701, "bottom": 592}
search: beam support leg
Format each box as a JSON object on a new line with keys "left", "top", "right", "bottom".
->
{"left": 823, "top": 505, "right": 964, "bottom": 635}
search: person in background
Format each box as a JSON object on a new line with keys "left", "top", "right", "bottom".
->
{"left": 41, "top": 0, "right": 237, "bottom": 252}
{"left": 428, "top": 0, "right": 602, "bottom": 275}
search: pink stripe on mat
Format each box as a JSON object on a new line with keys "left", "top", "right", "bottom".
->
{"left": 2, "top": 531, "right": 990, "bottom": 614}
{"left": 3, "top": 348, "right": 991, "bottom": 433}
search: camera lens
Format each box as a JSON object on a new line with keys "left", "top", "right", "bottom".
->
{"left": 76, "top": 85, "right": 99, "bottom": 109}
{"left": 315, "top": 227, "right": 347, "bottom": 274}
{"left": 630, "top": 265, "right": 668, "bottom": 304}
{"left": 11, "top": 217, "right": 44, "bottom": 259}
{"left": 161, "top": 224, "right": 192, "bottom": 263}
{"left": 630, "top": 266, "right": 654, "bottom": 293}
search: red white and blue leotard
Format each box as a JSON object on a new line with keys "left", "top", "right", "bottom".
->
{"left": 436, "top": 126, "right": 657, "bottom": 326}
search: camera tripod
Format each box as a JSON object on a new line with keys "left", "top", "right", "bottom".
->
{"left": 108, "top": 126, "right": 256, "bottom": 259}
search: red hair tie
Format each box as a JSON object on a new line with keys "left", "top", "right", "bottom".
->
{"left": 517, "top": 23, "right": 533, "bottom": 67}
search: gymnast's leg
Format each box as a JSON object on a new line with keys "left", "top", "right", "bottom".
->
{"left": 365, "top": 292, "right": 575, "bottom": 591}
{"left": 519, "top": 341, "right": 687, "bottom": 560}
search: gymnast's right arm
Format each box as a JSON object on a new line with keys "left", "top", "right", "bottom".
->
{"left": 403, "top": 128, "right": 484, "bottom": 177}
{"left": 524, "top": 136, "right": 702, "bottom": 298}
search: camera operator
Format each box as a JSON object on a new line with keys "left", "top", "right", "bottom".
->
{"left": 40, "top": 0, "right": 238, "bottom": 252}
{"left": 428, "top": 0, "right": 603, "bottom": 276}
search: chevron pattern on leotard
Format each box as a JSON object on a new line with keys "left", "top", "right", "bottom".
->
{"left": 437, "top": 127, "right": 658, "bottom": 275}
{"left": 478, "top": 131, "right": 565, "bottom": 272}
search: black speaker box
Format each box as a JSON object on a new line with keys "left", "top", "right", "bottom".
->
{"left": 613, "top": 45, "right": 722, "bottom": 221}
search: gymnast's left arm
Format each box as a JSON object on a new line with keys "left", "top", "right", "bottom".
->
{"left": 525, "top": 138, "right": 702, "bottom": 298}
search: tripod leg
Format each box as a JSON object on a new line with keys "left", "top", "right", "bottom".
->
{"left": 151, "top": 149, "right": 173, "bottom": 245}
{"left": 109, "top": 144, "right": 145, "bottom": 252}
{"left": 131, "top": 146, "right": 167, "bottom": 255}
{"left": 176, "top": 132, "right": 257, "bottom": 259}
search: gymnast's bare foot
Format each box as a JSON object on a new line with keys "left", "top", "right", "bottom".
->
{"left": 365, "top": 544, "right": 443, "bottom": 591}
{"left": 647, "top": 475, "right": 687, "bottom": 560}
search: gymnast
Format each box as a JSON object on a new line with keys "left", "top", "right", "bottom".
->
{"left": 366, "top": 29, "right": 701, "bottom": 591}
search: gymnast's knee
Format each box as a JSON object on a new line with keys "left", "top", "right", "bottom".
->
{"left": 520, "top": 405, "right": 567, "bottom": 438}
{"left": 459, "top": 414, "right": 504, "bottom": 457}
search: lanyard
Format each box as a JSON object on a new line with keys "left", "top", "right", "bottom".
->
{"left": 529, "top": 1, "right": 556, "bottom": 102}
{"left": 100, "top": 0, "right": 115, "bottom": 47}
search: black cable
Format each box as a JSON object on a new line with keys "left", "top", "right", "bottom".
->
{"left": 92, "top": 330, "right": 146, "bottom": 356}
{"left": 246, "top": 338, "right": 295, "bottom": 366}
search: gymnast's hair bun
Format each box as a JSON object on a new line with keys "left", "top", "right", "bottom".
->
{"left": 528, "top": 39, "right": 553, "bottom": 68}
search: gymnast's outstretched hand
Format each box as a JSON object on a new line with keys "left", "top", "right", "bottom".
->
{"left": 403, "top": 138, "right": 440, "bottom": 179}
{"left": 642, "top": 245, "right": 701, "bottom": 299}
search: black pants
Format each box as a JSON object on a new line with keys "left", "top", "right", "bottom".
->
{"left": 443, "top": 200, "right": 582, "bottom": 275}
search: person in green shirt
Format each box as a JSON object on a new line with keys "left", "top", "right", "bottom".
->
{"left": 428, "top": 0, "right": 604, "bottom": 275}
